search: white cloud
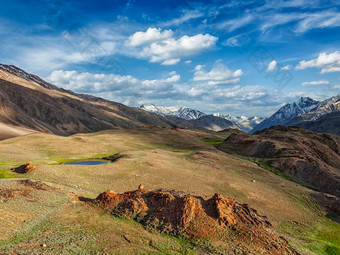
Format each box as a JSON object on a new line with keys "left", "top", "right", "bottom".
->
{"left": 332, "top": 84, "right": 340, "bottom": 89}
{"left": 281, "top": 65, "right": 291, "bottom": 70}
{"left": 296, "top": 51, "right": 340, "bottom": 73}
{"left": 217, "top": 14, "right": 255, "bottom": 32}
{"left": 139, "top": 32, "right": 217, "bottom": 65}
{"left": 127, "top": 28, "right": 217, "bottom": 65}
{"left": 47, "top": 70, "right": 180, "bottom": 96}
{"left": 185, "top": 60, "right": 192, "bottom": 64}
{"left": 213, "top": 5, "right": 340, "bottom": 36}
{"left": 267, "top": 60, "right": 277, "bottom": 72}
{"left": 193, "top": 63, "right": 243, "bottom": 85}
{"left": 261, "top": 13, "right": 302, "bottom": 32}
{"left": 46, "top": 68, "right": 317, "bottom": 118}
{"left": 301, "top": 80, "right": 330, "bottom": 86}
{"left": 295, "top": 11, "right": 340, "bottom": 33}
{"left": 161, "top": 10, "right": 204, "bottom": 27}
{"left": 161, "top": 58, "right": 181, "bottom": 65}
{"left": 127, "top": 27, "right": 173, "bottom": 47}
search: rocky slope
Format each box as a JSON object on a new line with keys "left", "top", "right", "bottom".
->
{"left": 87, "top": 186, "right": 299, "bottom": 255}
{"left": 188, "top": 115, "right": 238, "bottom": 131}
{"left": 217, "top": 126, "right": 340, "bottom": 197}
{"left": 0, "top": 64, "right": 193, "bottom": 138}
{"left": 294, "top": 112, "right": 340, "bottom": 135}
{"left": 214, "top": 113, "right": 265, "bottom": 132}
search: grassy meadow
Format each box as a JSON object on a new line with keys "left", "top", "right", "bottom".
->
{"left": 0, "top": 127, "right": 339, "bottom": 254}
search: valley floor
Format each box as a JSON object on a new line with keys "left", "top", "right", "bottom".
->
{"left": 0, "top": 127, "right": 339, "bottom": 254}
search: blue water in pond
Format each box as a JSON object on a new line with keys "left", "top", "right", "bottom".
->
{"left": 64, "top": 160, "right": 108, "bottom": 165}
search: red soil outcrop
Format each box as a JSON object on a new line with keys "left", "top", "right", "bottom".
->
{"left": 90, "top": 186, "right": 299, "bottom": 254}
{"left": 11, "top": 162, "right": 36, "bottom": 173}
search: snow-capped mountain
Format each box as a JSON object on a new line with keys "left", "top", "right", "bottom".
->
{"left": 140, "top": 105, "right": 206, "bottom": 120}
{"left": 287, "top": 95, "right": 340, "bottom": 125}
{"left": 140, "top": 104, "right": 263, "bottom": 132}
{"left": 252, "top": 96, "right": 340, "bottom": 132}
{"left": 213, "top": 113, "right": 265, "bottom": 133}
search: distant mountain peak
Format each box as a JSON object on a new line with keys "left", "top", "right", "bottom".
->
{"left": 141, "top": 104, "right": 264, "bottom": 132}
{"left": 251, "top": 95, "right": 340, "bottom": 133}
{"left": 140, "top": 104, "right": 206, "bottom": 120}
{"left": 297, "top": 96, "right": 313, "bottom": 103}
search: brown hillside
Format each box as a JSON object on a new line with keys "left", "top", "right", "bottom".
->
{"left": 217, "top": 126, "right": 340, "bottom": 196}
{"left": 0, "top": 67, "right": 193, "bottom": 138}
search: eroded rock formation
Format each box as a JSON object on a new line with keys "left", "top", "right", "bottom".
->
{"left": 87, "top": 187, "right": 299, "bottom": 254}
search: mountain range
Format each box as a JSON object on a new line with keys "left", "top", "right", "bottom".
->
{"left": 141, "top": 94, "right": 340, "bottom": 135}
{"left": 252, "top": 96, "right": 340, "bottom": 134}
{"left": 0, "top": 64, "right": 339, "bottom": 138}
{"left": 1, "top": 64, "right": 339, "bottom": 254}
{"left": 140, "top": 104, "right": 262, "bottom": 132}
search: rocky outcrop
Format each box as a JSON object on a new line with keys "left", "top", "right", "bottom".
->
{"left": 11, "top": 162, "right": 36, "bottom": 173}
{"left": 87, "top": 187, "right": 299, "bottom": 254}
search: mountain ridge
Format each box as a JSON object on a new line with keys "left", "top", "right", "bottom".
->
{"left": 141, "top": 104, "right": 263, "bottom": 132}
{"left": 0, "top": 64, "right": 195, "bottom": 139}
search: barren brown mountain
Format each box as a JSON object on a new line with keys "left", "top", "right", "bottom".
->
{"left": 217, "top": 126, "right": 340, "bottom": 197}
{"left": 0, "top": 64, "right": 193, "bottom": 139}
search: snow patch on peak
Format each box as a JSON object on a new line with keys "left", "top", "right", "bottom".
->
{"left": 140, "top": 105, "right": 206, "bottom": 120}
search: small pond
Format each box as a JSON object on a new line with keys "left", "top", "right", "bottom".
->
{"left": 64, "top": 160, "right": 108, "bottom": 166}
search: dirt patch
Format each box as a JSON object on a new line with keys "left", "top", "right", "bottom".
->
{"left": 16, "top": 179, "right": 57, "bottom": 191}
{"left": 11, "top": 162, "right": 36, "bottom": 173}
{"left": 102, "top": 153, "right": 129, "bottom": 162}
{"left": 0, "top": 180, "right": 57, "bottom": 202}
{"left": 83, "top": 186, "right": 299, "bottom": 255}
{"left": 0, "top": 188, "right": 31, "bottom": 202}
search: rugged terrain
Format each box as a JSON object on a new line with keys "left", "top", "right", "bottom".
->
{"left": 292, "top": 112, "right": 340, "bottom": 135}
{"left": 0, "top": 127, "right": 339, "bottom": 254}
{"left": 217, "top": 126, "right": 340, "bottom": 197}
{"left": 86, "top": 187, "right": 298, "bottom": 254}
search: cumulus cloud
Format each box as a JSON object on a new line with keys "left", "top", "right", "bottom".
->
{"left": 127, "top": 27, "right": 173, "bottom": 47}
{"left": 193, "top": 63, "right": 243, "bottom": 85}
{"left": 47, "top": 70, "right": 180, "bottom": 98}
{"left": 301, "top": 80, "right": 330, "bottom": 86}
{"left": 296, "top": 51, "right": 340, "bottom": 73}
{"left": 46, "top": 68, "right": 309, "bottom": 117}
{"left": 267, "top": 60, "right": 277, "bottom": 72}
{"left": 128, "top": 28, "right": 217, "bottom": 65}
{"left": 185, "top": 60, "right": 192, "bottom": 64}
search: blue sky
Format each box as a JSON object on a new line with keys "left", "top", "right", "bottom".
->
{"left": 0, "top": 0, "right": 340, "bottom": 117}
